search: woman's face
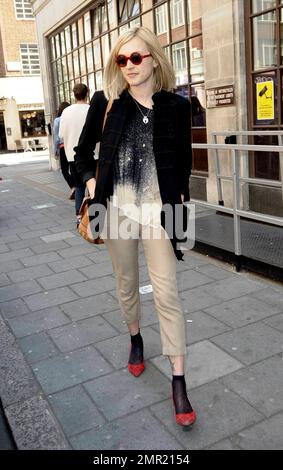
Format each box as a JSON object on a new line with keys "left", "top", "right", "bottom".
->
{"left": 117, "top": 36, "right": 156, "bottom": 91}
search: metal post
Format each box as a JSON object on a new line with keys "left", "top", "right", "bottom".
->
{"left": 231, "top": 148, "right": 242, "bottom": 271}
{"left": 277, "top": 134, "right": 283, "bottom": 200}
{"left": 212, "top": 133, "right": 224, "bottom": 205}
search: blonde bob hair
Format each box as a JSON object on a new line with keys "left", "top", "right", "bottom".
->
{"left": 103, "top": 26, "right": 176, "bottom": 100}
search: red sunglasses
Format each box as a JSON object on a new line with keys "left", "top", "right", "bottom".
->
{"left": 116, "top": 52, "right": 152, "bottom": 67}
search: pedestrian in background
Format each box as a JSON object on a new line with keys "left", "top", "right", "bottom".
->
{"left": 59, "top": 84, "right": 90, "bottom": 225}
{"left": 75, "top": 27, "right": 195, "bottom": 427}
{"left": 53, "top": 102, "right": 76, "bottom": 200}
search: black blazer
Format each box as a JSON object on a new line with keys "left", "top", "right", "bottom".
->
{"left": 75, "top": 89, "right": 192, "bottom": 260}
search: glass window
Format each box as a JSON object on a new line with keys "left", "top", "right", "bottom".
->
{"left": 72, "top": 23, "right": 78, "bottom": 49}
{"left": 20, "top": 43, "right": 40, "bottom": 75}
{"left": 108, "top": 0, "right": 115, "bottom": 29}
{"left": 20, "top": 110, "right": 46, "bottom": 137}
{"left": 88, "top": 73, "right": 95, "bottom": 97}
{"left": 187, "top": 0, "right": 202, "bottom": 36}
{"left": 252, "top": 0, "right": 276, "bottom": 14}
{"left": 14, "top": 0, "right": 34, "bottom": 19}
{"left": 155, "top": 4, "right": 168, "bottom": 35}
{"left": 73, "top": 50, "right": 80, "bottom": 77}
{"left": 67, "top": 54, "right": 74, "bottom": 80}
{"left": 189, "top": 35, "right": 204, "bottom": 82}
{"left": 93, "top": 39, "right": 102, "bottom": 69}
{"left": 79, "top": 47, "right": 87, "bottom": 76}
{"left": 84, "top": 12, "right": 92, "bottom": 42}
{"left": 253, "top": 11, "right": 277, "bottom": 70}
{"left": 95, "top": 70, "right": 103, "bottom": 90}
{"left": 170, "top": 0, "right": 185, "bottom": 28}
{"left": 101, "top": 35, "right": 110, "bottom": 66}
{"left": 61, "top": 56, "right": 68, "bottom": 81}
{"left": 172, "top": 41, "right": 188, "bottom": 86}
{"left": 86, "top": 44, "right": 94, "bottom": 72}
{"left": 65, "top": 26, "right": 72, "bottom": 53}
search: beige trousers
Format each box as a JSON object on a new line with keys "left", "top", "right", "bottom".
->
{"left": 103, "top": 205, "right": 186, "bottom": 356}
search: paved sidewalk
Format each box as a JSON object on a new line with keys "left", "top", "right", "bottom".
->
{"left": 0, "top": 159, "right": 283, "bottom": 450}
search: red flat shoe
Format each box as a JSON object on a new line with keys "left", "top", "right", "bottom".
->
{"left": 128, "top": 361, "right": 145, "bottom": 377}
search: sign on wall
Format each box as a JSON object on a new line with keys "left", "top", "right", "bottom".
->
{"left": 206, "top": 85, "right": 235, "bottom": 108}
{"left": 256, "top": 79, "right": 274, "bottom": 121}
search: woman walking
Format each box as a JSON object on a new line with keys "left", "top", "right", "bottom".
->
{"left": 75, "top": 26, "right": 196, "bottom": 427}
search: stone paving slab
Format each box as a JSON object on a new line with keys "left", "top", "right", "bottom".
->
{"left": 49, "top": 316, "right": 117, "bottom": 352}
{"left": 32, "top": 346, "right": 113, "bottom": 394}
{"left": 0, "top": 298, "right": 29, "bottom": 319}
{"left": 84, "top": 364, "right": 171, "bottom": 421}
{"left": 211, "top": 323, "right": 283, "bottom": 365}
{"left": 152, "top": 340, "right": 243, "bottom": 388}
{"left": 70, "top": 409, "right": 183, "bottom": 450}
{"left": 150, "top": 382, "right": 263, "bottom": 450}
{"left": 47, "top": 255, "right": 93, "bottom": 274}
{"left": 48, "top": 385, "right": 105, "bottom": 438}
{"left": 60, "top": 293, "right": 120, "bottom": 321}
{"left": 221, "top": 355, "right": 283, "bottom": 418}
{"left": 7, "top": 307, "right": 70, "bottom": 338}
{"left": 231, "top": 412, "right": 283, "bottom": 450}
{"left": 203, "top": 295, "right": 283, "bottom": 328}
{"left": 23, "top": 286, "right": 78, "bottom": 311}
{"left": 18, "top": 332, "right": 60, "bottom": 364}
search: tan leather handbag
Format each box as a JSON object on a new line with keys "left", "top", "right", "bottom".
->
{"left": 77, "top": 98, "right": 113, "bottom": 244}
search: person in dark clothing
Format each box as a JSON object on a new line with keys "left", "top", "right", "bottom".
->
{"left": 53, "top": 102, "right": 76, "bottom": 199}
{"left": 75, "top": 27, "right": 196, "bottom": 427}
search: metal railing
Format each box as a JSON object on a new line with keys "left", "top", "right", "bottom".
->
{"left": 191, "top": 142, "right": 283, "bottom": 270}
{"left": 211, "top": 131, "right": 283, "bottom": 202}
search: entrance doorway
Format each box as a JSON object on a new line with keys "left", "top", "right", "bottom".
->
{"left": 0, "top": 112, "right": 7, "bottom": 152}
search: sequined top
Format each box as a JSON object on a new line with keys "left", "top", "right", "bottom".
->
{"left": 112, "top": 101, "right": 162, "bottom": 226}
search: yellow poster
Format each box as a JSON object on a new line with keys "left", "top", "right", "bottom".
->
{"left": 256, "top": 80, "right": 274, "bottom": 121}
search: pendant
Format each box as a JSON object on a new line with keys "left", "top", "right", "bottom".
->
{"left": 143, "top": 116, "right": 149, "bottom": 124}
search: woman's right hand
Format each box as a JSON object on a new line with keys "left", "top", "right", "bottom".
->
{"left": 86, "top": 178, "right": 96, "bottom": 199}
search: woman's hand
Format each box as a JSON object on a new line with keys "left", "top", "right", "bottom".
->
{"left": 181, "top": 194, "right": 184, "bottom": 203}
{"left": 86, "top": 178, "right": 96, "bottom": 199}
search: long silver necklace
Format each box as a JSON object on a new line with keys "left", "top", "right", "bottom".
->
{"left": 131, "top": 96, "right": 152, "bottom": 124}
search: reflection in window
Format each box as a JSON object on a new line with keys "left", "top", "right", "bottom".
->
{"left": 172, "top": 42, "right": 188, "bottom": 86}
{"left": 86, "top": 44, "right": 94, "bottom": 72}
{"left": 72, "top": 23, "right": 78, "bottom": 49}
{"left": 101, "top": 35, "right": 110, "bottom": 67}
{"left": 187, "top": 0, "right": 202, "bottom": 36}
{"left": 189, "top": 36, "right": 204, "bottom": 82}
{"left": 253, "top": 11, "right": 277, "bottom": 70}
{"left": 95, "top": 70, "right": 103, "bottom": 90}
{"left": 73, "top": 50, "right": 80, "bottom": 77}
{"left": 155, "top": 4, "right": 168, "bottom": 35}
{"left": 88, "top": 73, "right": 95, "bottom": 97}
{"left": 252, "top": 0, "right": 276, "bottom": 14}
{"left": 67, "top": 54, "right": 74, "bottom": 79}
{"left": 65, "top": 26, "right": 72, "bottom": 53}
{"left": 118, "top": 0, "right": 140, "bottom": 24}
{"left": 84, "top": 12, "right": 92, "bottom": 42}
{"left": 79, "top": 48, "right": 86, "bottom": 76}
{"left": 93, "top": 40, "right": 102, "bottom": 69}
{"left": 170, "top": 0, "right": 185, "bottom": 28}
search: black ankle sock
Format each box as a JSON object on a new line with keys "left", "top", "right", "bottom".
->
{"left": 172, "top": 375, "right": 193, "bottom": 414}
{"left": 129, "top": 332, "right": 143, "bottom": 365}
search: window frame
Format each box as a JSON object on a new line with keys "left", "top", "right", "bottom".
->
{"left": 14, "top": 0, "right": 34, "bottom": 20}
